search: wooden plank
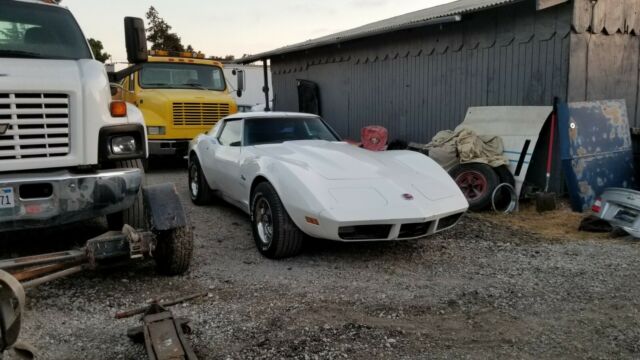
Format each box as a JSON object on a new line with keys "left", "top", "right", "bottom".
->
{"left": 625, "top": 0, "right": 640, "bottom": 35}
{"left": 586, "top": 34, "right": 625, "bottom": 100}
{"left": 572, "top": 0, "right": 593, "bottom": 34}
{"left": 567, "top": 33, "right": 589, "bottom": 102}
{"left": 536, "top": 0, "right": 569, "bottom": 11}
{"left": 591, "top": 0, "right": 606, "bottom": 34}
{"left": 603, "top": 0, "right": 625, "bottom": 34}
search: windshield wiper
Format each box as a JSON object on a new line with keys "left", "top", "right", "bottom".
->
{"left": 183, "top": 83, "right": 208, "bottom": 90}
{"left": 0, "top": 50, "right": 45, "bottom": 59}
{"left": 144, "top": 82, "right": 171, "bottom": 87}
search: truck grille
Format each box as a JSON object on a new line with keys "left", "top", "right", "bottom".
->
{"left": 172, "top": 102, "right": 230, "bottom": 126}
{"left": 0, "top": 93, "right": 70, "bottom": 160}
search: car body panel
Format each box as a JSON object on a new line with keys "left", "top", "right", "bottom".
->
{"left": 596, "top": 187, "right": 640, "bottom": 238}
{"left": 190, "top": 112, "right": 469, "bottom": 241}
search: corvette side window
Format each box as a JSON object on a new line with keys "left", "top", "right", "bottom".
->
{"left": 218, "top": 120, "right": 243, "bottom": 147}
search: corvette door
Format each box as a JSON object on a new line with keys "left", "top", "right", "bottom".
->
{"left": 205, "top": 120, "right": 244, "bottom": 203}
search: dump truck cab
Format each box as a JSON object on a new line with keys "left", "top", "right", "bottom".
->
{"left": 120, "top": 51, "right": 238, "bottom": 157}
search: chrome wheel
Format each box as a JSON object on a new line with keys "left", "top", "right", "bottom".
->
{"left": 189, "top": 163, "right": 199, "bottom": 198}
{"left": 254, "top": 197, "right": 274, "bottom": 246}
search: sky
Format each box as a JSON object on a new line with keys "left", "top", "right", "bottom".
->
{"left": 62, "top": 0, "right": 455, "bottom": 64}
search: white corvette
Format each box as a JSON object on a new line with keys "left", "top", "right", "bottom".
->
{"left": 188, "top": 112, "right": 468, "bottom": 258}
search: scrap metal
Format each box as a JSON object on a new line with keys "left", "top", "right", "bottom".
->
{"left": 558, "top": 99, "right": 637, "bottom": 212}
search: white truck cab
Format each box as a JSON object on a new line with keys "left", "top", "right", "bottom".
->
{"left": 0, "top": 0, "right": 148, "bottom": 231}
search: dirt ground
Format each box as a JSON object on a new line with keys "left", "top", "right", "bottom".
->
{"left": 2, "top": 163, "right": 639, "bottom": 359}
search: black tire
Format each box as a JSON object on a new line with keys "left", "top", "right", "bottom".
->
{"left": 251, "top": 182, "right": 304, "bottom": 259}
{"left": 494, "top": 165, "right": 515, "bottom": 187}
{"left": 154, "top": 226, "right": 193, "bottom": 275}
{"left": 106, "top": 159, "right": 147, "bottom": 230}
{"left": 449, "top": 163, "right": 499, "bottom": 212}
{"left": 188, "top": 155, "right": 214, "bottom": 205}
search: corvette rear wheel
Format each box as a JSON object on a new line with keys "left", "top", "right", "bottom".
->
{"left": 251, "top": 182, "right": 304, "bottom": 259}
{"left": 189, "top": 155, "right": 214, "bottom": 205}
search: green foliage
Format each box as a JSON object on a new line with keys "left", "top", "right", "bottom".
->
{"left": 88, "top": 38, "right": 110, "bottom": 63}
{"left": 145, "top": 6, "right": 186, "bottom": 52}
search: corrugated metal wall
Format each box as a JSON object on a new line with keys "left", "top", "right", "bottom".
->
{"left": 270, "top": 0, "right": 572, "bottom": 142}
{"left": 568, "top": 0, "right": 640, "bottom": 127}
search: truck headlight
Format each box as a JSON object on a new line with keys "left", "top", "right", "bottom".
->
{"left": 147, "top": 126, "right": 166, "bottom": 135}
{"left": 111, "top": 136, "right": 137, "bottom": 155}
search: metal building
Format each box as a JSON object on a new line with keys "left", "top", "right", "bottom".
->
{"left": 239, "top": 0, "right": 640, "bottom": 143}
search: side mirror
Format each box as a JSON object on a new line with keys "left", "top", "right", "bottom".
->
{"left": 235, "top": 69, "right": 245, "bottom": 98}
{"left": 229, "top": 141, "right": 242, "bottom": 147}
{"left": 124, "top": 17, "right": 148, "bottom": 64}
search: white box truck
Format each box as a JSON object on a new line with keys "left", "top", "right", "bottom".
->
{"left": 0, "top": 0, "right": 192, "bottom": 275}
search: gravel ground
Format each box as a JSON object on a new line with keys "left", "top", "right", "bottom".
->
{"left": 2, "top": 164, "right": 639, "bottom": 359}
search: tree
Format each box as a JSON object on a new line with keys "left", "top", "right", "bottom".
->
{"left": 88, "top": 38, "right": 110, "bottom": 63}
{"left": 209, "top": 55, "right": 235, "bottom": 61}
{"left": 145, "top": 6, "right": 185, "bottom": 52}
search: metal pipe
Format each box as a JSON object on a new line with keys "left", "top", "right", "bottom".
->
{"left": 262, "top": 59, "right": 270, "bottom": 111}
{"left": 22, "top": 266, "right": 85, "bottom": 289}
{"left": 0, "top": 250, "right": 86, "bottom": 271}
{"left": 12, "top": 263, "right": 78, "bottom": 282}
{"left": 115, "top": 292, "right": 208, "bottom": 319}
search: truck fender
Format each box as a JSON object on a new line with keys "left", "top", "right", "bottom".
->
{"left": 143, "top": 183, "right": 188, "bottom": 231}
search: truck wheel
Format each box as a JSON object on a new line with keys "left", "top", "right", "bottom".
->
{"left": 251, "top": 182, "right": 304, "bottom": 259}
{"left": 188, "top": 155, "right": 214, "bottom": 205}
{"left": 449, "top": 163, "right": 499, "bottom": 212}
{"left": 106, "top": 159, "right": 147, "bottom": 230}
{"left": 154, "top": 226, "right": 193, "bottom": 276}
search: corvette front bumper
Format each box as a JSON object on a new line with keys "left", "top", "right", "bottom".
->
{"left": 295, "top": 205, "right": 467, "bottom": 242}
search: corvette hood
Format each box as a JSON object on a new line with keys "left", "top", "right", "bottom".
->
{"left": 253, "top": 141, "right": 400, "bottom": 180}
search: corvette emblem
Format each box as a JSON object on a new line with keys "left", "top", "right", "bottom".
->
{"left": 0, "top": 124, "right": 8, "bottom": 135}
{"left": 402, "top": 193, "right": 414, "bottom": 200}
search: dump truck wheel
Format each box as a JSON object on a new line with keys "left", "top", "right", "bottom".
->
{"left": 251, "top": 182, "right": 304, "bottom": 259}
{"left": 450, "top": 163, "right": 499, "bottom": 212}
{"left": 188, "top": 155, "right": 214, "bottom": 205}
{"left": 154, "top": 226, "right": 193, "bottom": 276}
{"left": 107, "top": 159, "right": 147, "bottom": 230}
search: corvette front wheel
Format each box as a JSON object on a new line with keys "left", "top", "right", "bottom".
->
{"left": 251, "top": 182, "right": 304, "bottom": 259}
{"left": 189, "top": 155, "right": 214, "bottom": 205}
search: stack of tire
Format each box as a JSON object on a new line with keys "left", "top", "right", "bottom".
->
{"left": 448, "top": 163, "right": 515, "bottom": 212}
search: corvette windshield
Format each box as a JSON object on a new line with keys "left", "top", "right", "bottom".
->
{"left": 244, "top": 117, "right": 340, "bottom": 146}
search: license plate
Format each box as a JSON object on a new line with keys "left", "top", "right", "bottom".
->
{"left": 0, "top": 187, "right": 15, "bottom": 209}
{"left": 615, "top": 209, "right": 638, "bottom": 223}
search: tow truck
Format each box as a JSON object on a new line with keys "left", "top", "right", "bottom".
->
{"left": 0, "top": 0, "right": 195, "bottom": 357}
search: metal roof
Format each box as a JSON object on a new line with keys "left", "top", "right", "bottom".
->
{"left": 238, "top": 0, "right": 524, "bottom": 64}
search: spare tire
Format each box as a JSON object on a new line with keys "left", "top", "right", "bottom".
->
{"left": 449, "top": 163, "right": 499, "bottom": 212}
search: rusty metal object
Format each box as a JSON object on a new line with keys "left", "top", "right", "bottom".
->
{"left": 0, "top": 251, "right": 85, "bottom": 272}
{"left": 115, "top": 292, "right": 207, "bottom": 319}
{"left": 22, "top": 266, "right": 85, "bottom": 290}
{"left": 0, "top": 270, "right": 25, "bottom": 352}
{"left": 119, "top": 293, "right": 206, "bottom": 359}
{"left": 144, "top": 184, "right": 188, "bottom": 232}
{"left": 124, "top": 304, "right": 198, "bottom": 360}
{"left": 142, "top": 306, "right": 197, "bottom": 360}
{"left": 558, "top": 99, "right": 637, "bottom": 212}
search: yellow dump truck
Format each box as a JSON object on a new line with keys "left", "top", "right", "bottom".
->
{"left": 120, "top": 50, "right": 239, "bottom": 157}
